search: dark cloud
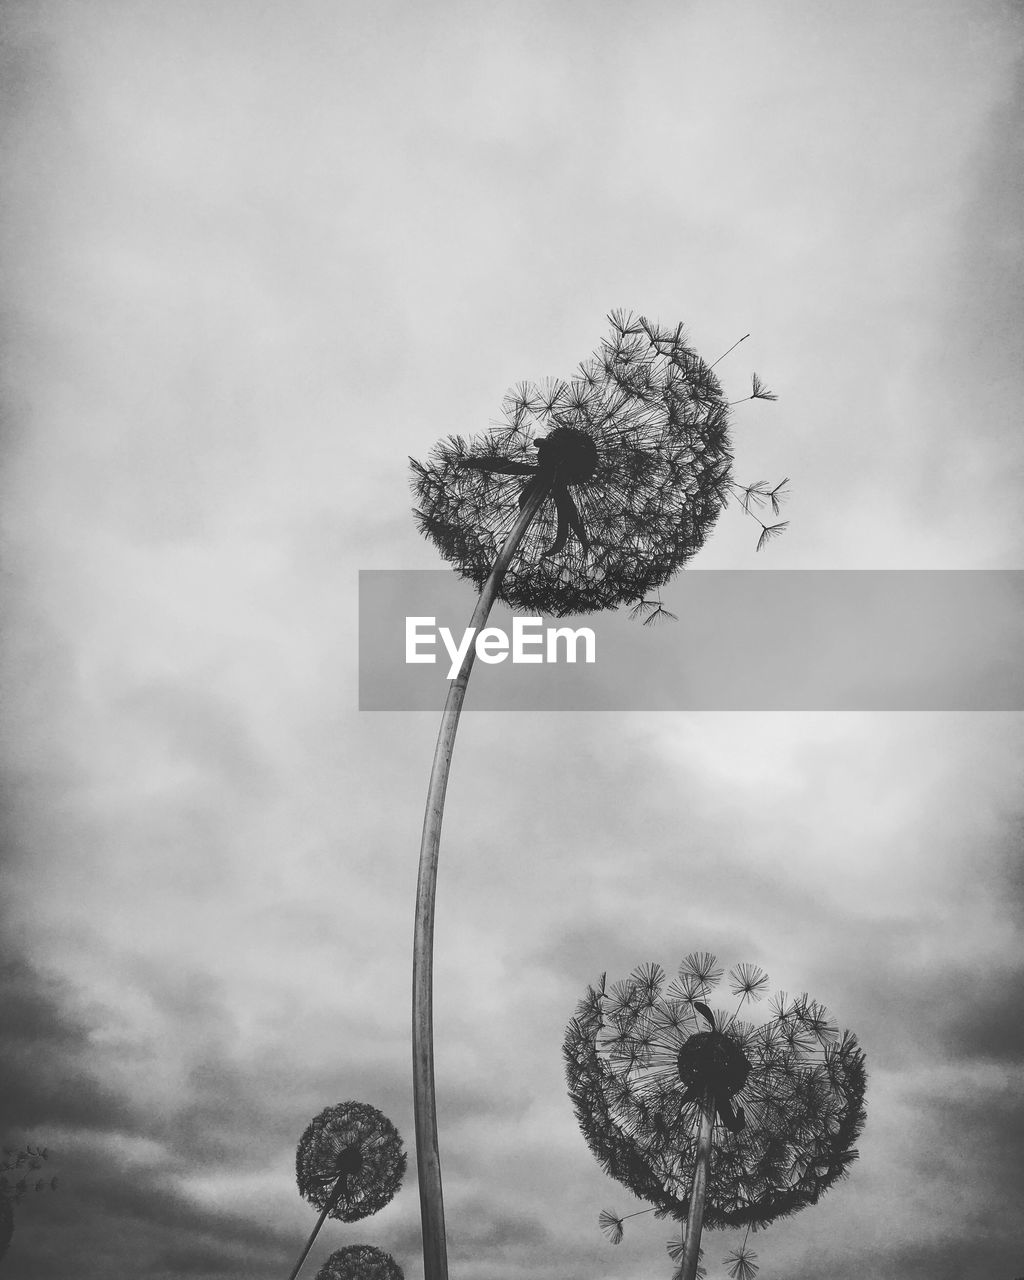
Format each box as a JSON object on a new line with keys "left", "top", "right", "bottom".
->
{"left": 0, "top": 951, "right": 277, "bottom": 1272}
{"left": 784, "top": 1084, "right": 1024, "bottom": 1280}
{"left": 6, "top": 1142, "right": 300, "bottom": 1280}
{"left": 148, "top": 1240, "right": 271, "bottom": 1279}
{"left": 0, "top": 944, "right": 414, "bottom": 1277}
{"left": 774, "top": 1220, "right": 1022, "bottom": 1280}
{"left": 0, "top": 953, "right": 126, "bottom": 1136}
{"left": 450, "top": 1203, "right": 552, "bottom": 1253}
{"left": 861, "top": 1238, "right": 1024, "bottom": 1280}
{"left": 952, "top": 54, "right": 1024, "bottom": 388}
{"left": 938, "top": 969, "right": 1024, "bottom": 1065}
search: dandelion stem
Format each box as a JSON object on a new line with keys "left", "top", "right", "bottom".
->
{"left": 680, "top": 1094, "right": 715, "bottom": 1280}
{"left": 286, "top": 1175, "right": 346, "bottom": 1280}
{"left": 412, "top": 477, "right": 554, "bottom": 1280}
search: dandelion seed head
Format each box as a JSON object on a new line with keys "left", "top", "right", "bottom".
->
{"left": 295, "top": 1103, "right": 406, "bottom": 1223}
{"left": 315, "top": 1245, "right": 404, "bottom": 1280}
{"left": 563, "top": 955, "right": 867, "bottom": 1230}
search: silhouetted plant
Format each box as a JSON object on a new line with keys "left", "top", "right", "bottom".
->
{"left": 411, "top": 312, "right": 786, "bottom": 619}
{"left": 287, "top": 1103, "right": 406, "bottom": 1280}
{"left": 564, "top": 954, "right": 866, "bottom": 1280}
{"left": 407, "top": 313, "right": 785, "bottom": 1280}
{"left": 0, "top": 1145, "right": 58, "bottom": 1264}
{"left": 314, "top": 1245, "right": 404, "bottom": 1280}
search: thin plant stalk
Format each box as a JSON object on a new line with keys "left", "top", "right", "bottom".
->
{"left": 286, "top": 1176, "right": 346, "bottom": 1280}
{"left": 412, "top": 478, "right": 553, "bottom": 1280}
{"left": 680, "top": 1094, "right": 715, "bottom": 1280}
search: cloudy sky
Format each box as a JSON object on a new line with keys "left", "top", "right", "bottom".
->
{"left": 1, "top": 2, "right": 1022, "bottom": 1278}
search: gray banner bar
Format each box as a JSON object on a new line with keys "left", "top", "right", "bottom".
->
{"left": 358, "top": 570, "right": 1024, "bottom": 711}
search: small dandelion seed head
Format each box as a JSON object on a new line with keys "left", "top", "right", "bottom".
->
{"left": 295, "top": 1103, "right": 406, "bottom": 1223}
{"left": 314, "top": 1245, "right": 404, "bottom": 1280}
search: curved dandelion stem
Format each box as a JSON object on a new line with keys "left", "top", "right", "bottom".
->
{"left": 286, "top": 1175, "right": 346, "bottom": 1280}
{"left": 680, "top": 1096, "right": 715, "bottom": 1280}
{"left": 412, "top": 477, "right": 553, "bottom": 1280}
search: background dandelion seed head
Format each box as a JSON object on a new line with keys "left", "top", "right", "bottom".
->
{"left": 314, "top": 1245, "right": 404, "bottom": 1280}
{"left": 564, "top": 957, "right": 867, "bottom": 1230}
{"left": 295, "top": 1103, "right": 406, "bottom": 1223}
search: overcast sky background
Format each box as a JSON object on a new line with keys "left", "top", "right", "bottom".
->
{"left": 1, "top": 2, "right": 1022, "bottom": 1278}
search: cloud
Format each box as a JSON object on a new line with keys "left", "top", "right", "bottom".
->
{"left": 0, "top": 953, "right": 125, "bottom": 1137}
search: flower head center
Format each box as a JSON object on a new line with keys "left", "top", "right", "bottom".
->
{"left": 676, "top": 1030, "right": 751, "bottom": 1100}
{"left": 333, "top": 1144, "right": 364, "bottom": 1179}
{"left": 534, "top": 426, "right": 599, "bottom": 487}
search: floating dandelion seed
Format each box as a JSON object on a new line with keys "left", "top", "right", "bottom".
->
{"left": 408, "top": 314, "right": 786, "bottom": 1280}
{"left": 288, "top": 1104, "right": 406, "bottom": 1280}
{"left": 564, "top": 955, "right": 866, "bottom": 1280}
{"left": 729, "top": 373, "right": 778, "bottom": 405}
{"left": 597, "top": 1203, "right": 663, "bottom": 1245}
{"left": 598, "top": 1208, "right": 625, "bottom": 1244}
{"left": 597, "top": 1209, "right": 713, "bottom": 1278}
{"left": 315, "top": 1245, "right": 404, "bottom": 1280}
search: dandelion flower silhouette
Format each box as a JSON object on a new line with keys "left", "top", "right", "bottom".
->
{"left": 410, "top": 311, "right": 746, "bottom": 617}
{"left": 408, "top": 315, "right": 786, "bottom": 1280}
{"left": 563, "top": 954, "right": 867, "bottom": 1231}
{"left": 295, "top": 1103, "right": 406, "bottom": 1222}
{"left": 315, "top": 1245, "right": 404, "bottom": 1280}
